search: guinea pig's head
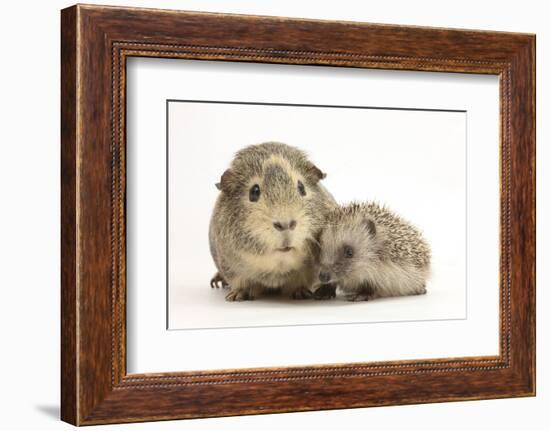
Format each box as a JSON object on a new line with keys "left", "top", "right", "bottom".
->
{"left": 316, "top": 205, "right": 379, "bottom": 288}
{"left": 216, "top": 143, "right": 328, "bottom": 256}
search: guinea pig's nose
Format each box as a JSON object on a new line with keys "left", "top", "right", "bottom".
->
{"left": 319, "top": 272, "right": 331, "bottom": 283}
{"left": 273, "top": 220, "right": 297, "bottom": 231}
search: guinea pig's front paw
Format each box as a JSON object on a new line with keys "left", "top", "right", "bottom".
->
{"left": 225, "top": 288, "right": 255, "bottom": 301}
{"left": 210, "top": 272, "right": 229, "bottom": 289}
{"left": 290, "top": 287, "right": 313, "bottom": 300}
{"left": 313, "top": 283, "right": 337, "bottom": 300}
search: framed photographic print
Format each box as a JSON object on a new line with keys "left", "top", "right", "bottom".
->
{"left": 61, "top": 4, "right": 536, "bottom": 425}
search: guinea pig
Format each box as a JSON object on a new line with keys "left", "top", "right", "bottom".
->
{"left": 313, "top": 202, "right": 431, "bottom": 301}
{"left": 209, "top": 142, "right": 336, "bottom": 301}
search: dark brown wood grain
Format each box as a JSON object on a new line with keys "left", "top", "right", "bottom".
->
{"left": 60, "top": 5, "right": 77, "bottom": 425}
{"left": 61, "top": 4, "right": 536, "bottom": 425}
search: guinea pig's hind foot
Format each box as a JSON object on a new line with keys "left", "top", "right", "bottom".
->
{"left": 413, "top": 285, "right": 427, "bottom": 295}
{"left": 210, "top": 272, "right": 229, "bottom": 289}
{"left": 313, "top": 283, "right": 337, "bottom": 300}
{"left": 291, "top": 287, "right": 313, "bottom": 300}
{"left": 225, "top": 287, "right": 255, "bottom": 301}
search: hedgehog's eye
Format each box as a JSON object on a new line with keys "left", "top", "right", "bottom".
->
{"left": 343, "top": 245, "right": 354, "bottom": 258}
{"left": 297, "top": 180, "right": 306, "bottom": 196}
{"left": 249, "top": 184, "right": 261, "bottom": 202}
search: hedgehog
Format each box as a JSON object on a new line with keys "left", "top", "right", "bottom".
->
{"left": 209, "top": 142, "right": 337, "bottom": 301}
{"left": 313, "top": 202, "right": 431, "bottom": 301}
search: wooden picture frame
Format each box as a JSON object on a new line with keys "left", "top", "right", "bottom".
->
{"left": 61, "top": 4, "right": 535, "bottom": 425}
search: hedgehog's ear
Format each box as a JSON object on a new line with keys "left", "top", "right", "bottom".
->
{"left": 215, "top": 169, "right": 237, "bottom": 193}
{"left": 364, "top": 218, "right": 376, "bottom": 236}
{"left": 306, "top": 163, "right": 327, "bottom": 184}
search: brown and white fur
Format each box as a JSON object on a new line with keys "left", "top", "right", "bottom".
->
{"left": 314, "top": 202, "right": 430, "bottom": 301}
{"left": 209, "top": 142, "right": 336, "bottom": 301}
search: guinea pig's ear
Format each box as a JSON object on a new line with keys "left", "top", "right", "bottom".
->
{"left": 364, "top": 218, "right": 376, "bottom": 236}
{"left": 215, "top": 169, "right": 237, "bottom": 193}
{"left": 306, "top": 163, "right": 327, "bottom": 184}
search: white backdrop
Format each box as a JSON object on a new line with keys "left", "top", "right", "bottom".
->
{"left": 167, "top": 101, "right": 468, "bottom": 329}
{"left": 0, "top": 1, "right": 547, "bottom": 430}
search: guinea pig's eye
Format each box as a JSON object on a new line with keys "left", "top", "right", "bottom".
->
{"left": 249, "top": 184, "right": 261, "bottom": 202}
{"left": 343, "top": 245, "right": 354, "bottom": 258}
{"left": 297, "top": 180, "right": 306, "bottom": 196}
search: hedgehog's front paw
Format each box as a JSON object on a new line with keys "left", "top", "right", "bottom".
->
{"left": 313, "top": 283, "right": 337, "bottom": 300}
{"left": 345, "top": 282, "right": 376, "bottom": 301}
{"left": 344, "top": 292, "right": 371, "bottom": 302}
{"left": 225, "top": 287, "right": 255, "bottom": 301}
{"left": 210, "top": 272, "right": 229, "bottom": 289}
{"left": 291, "top": 286, "right": 313, "bottom": 300}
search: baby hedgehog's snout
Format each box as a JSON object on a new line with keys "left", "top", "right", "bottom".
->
{"left": 313, "top": 267, "right": 337, "bottom": 300}
{"left": 317, "top": 260, "right": 339, "bottom": 284}
{"left": 318, "top": 270, "right": 331, "bottom": 283}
